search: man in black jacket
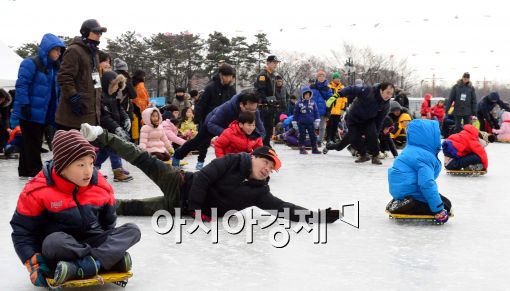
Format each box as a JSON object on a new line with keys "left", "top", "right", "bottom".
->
{"left": 194, "top": 63, "right": 236, "bottom": 125}
{"left": 476, "top": 91, "right": 510, "bottom": 132}
{"left": 255, "top": 55, "right": 280, "bottom": 146}
{"left": 339, "top": 82, "right": 394, "bottom": 164}
{"left": 80, "top": 123, "right": 340, "bottom": 223}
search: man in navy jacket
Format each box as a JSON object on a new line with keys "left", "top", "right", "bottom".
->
{"left": 339, "top": 82, "right": 394, "bottom": 164}
{"left": 172, "top": 90, "right": 265, "bottom": 168}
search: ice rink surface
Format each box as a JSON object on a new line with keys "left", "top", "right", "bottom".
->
{"left": 1, "top": 143, "right": 509, "bottom": 290}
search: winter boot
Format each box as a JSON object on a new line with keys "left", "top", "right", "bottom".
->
{"left": 354, "top": 154, "right": 370, "bottom": 163}
{"left": 121, "top": 168, "right": 130, "bottom": 175}
{"left": 311, "top": 147, "right": 321, "bottom": 154}
{"left": 299, "top": 146, "right": 308, "bottom": 154}
{"left": 110, "top": 252, "right": 132, "bottom": 273}
{"left": 113, "top": 168, "right": 134, "bottom": 182}
{"left": 196, "top": 161, "right": 205, "bottom": 170}
{"left": 53, "top": 256, "right": 98, "bottom": 285}
{"left": 322, "top": 147, "right": 329, "bottom": 154}
{"left": 386, "top": 197, "right": 415, "bottom": 214}
{"left": 466, "top": 163, "right": 484, "bottom": 171}
{"left": 371, "top": 155, "right": 382, "bottom": 165}
{"left": 347, "top": 145, "right": 357, "bottom": 157}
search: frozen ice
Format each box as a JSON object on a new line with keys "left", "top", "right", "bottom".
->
{"left": 1, "top": 143, "right": 510, "bottom": 290}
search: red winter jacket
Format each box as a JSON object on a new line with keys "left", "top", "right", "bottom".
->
{"left": 430, "top": 104, "right": 445, "bottom": 122}
{"left": 447, "top": 124, "right": 488, "bottom": 169}
{"left": 420, "top": 94, "right": 432, "bottom": 116}
{"left": 214, "top": 121, "right": 263, "bottom": 158}
{"left": 10, "top": 162, "right": 116, "bottom": 263}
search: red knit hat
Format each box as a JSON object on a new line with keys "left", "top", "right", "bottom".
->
{"left": 52, "top": 130, "right": 96, "bottom": 174}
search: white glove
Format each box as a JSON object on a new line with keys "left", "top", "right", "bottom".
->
{"left": 115, "top": 127, "right": 130, "bottom": 141}
{"left": 292, "top": 121, "right": 298, "bottom": 129}
{"left": 314, "top": 119, "right": 320, "bottom": 129}
{"left": 80, "top": 123, "right": 104, "bottom": 142}
{"left": 123, "top": 118, "right": 131, "bottom": 132}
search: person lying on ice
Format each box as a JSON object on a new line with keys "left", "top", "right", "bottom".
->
{"left": 442, "top": 124, "right": 495, "bottom": 171}
{"left": 79, "top": 123, "right": 340, "bottom": 223}
{"left": 386, "top": 119, "right": 451, "bottom": 223}
{"left": 10, "top": 130, "right": 141, "bottom": 287}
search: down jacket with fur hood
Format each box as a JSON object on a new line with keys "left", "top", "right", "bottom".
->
{"left": 99, "top": 71, "right": 130, "bottom": 133}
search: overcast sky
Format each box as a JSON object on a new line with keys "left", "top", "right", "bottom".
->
{"left": 1, "top": 0, "right": 508, "bottom": 87}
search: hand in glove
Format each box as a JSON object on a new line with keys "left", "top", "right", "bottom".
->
{"left": 21, "top": 104, "right": 31, "bottom": 120}
{"left": 24, "top": 253, "right": 50, "bottom": 287}
{"left": 191, "top": 211, "right": 212, "bottom": 222}
{"left": 80, "top": 123, "right": 104, "bottom": 142}
{"left": 115, "top": 127, "right": 130, "bottom": 140}
{"left": 434, "top": 209, "right": 449, "bottom": 224}
{"left": 292, "top": 121, "right": 298, "bottom": 129}
{"left": 323, "top": 207, "right": 341, "bottom": 223}
{"left": 314, "top": 119, "right": 320, "bottom": 129}
{"left": 69, "top": 94, "right": 84, "bottom": 115}
{"left": 123, "top": 118, "right": 131, "bottom": 132}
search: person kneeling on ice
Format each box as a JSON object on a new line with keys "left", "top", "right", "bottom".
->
{"left": 213, "top": 111, "right": 263, "bottom": 158}
{"left": 386, "top": 119, "right": 451, "bottom": 223}
{"left": 390, "top": 112, "right": 412, "bottom": 148}
{"left": 80, "top": 123, "right": 340, "bottom": 223}
{"left": 492, "top": 111, "right": 510, "bottom": 141}
{"left": 10, "top": 130, "right": 141, "bottom": 287}
{"left": 442, "top": 124, "right": 495, "bottom": 171}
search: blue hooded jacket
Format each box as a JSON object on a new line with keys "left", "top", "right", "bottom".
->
{"left": 388, "top": 119, "right": 444, "bottom": 213}
{"left": 293, "top": 87, "right": 319, "bottom": 125}
{"left": 13, "top": 33, "right": 65, "bottom": 125}
{"left": 205, "top": 92, "right": 265, "bottom": 138}
{"left": 310, "top": 79, "right": 333, "bottom": 116}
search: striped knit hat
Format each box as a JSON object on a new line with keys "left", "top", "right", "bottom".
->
{"left": 52, "top": 130, "right": 96, "bottom": 174}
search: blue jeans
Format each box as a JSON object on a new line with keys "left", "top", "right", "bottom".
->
{"left": 298, "top": 123, "right": 317, "bottom": 148}
{"left": 94, "top": 148, "right": 122, "bottom": 170}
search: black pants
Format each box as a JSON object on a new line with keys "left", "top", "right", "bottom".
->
{"left": 379, "top": 134, "right": 398, "bottom": 157}
{"left": 19, "top": 119, "right": 45, "bottom": 177}
{"left": 173, "top": 125, "right": 214, "bottom": 162}
{"left": 56, "top": 123, "right": 79, "bottom": 131}
{"left": 260, "top": 107, "right": 275, "bottom": 147}
{"left": 348, "top": 120, "right": 379, "bottom": 156}
{"left": 41, "top": 223, "right": 141, "bottom": 270}
{"left": 454, "top": 115, "right": 471, "bottom": 133}
{"left": 326, "top": 132, "right": 351, "bottom": 151}
{"left": 326, "top": 115, "right": 341, "bottom": 142}
{"left": 445, "top": 153, "right": 483, "bottom": 170}
{"left": 390, "top": 195, "right": 452, "bottom": 215}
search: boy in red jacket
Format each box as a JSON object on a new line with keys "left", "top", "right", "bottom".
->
{"left": 442, "top": 124, "right": 495, "bottom": 171}
{"left": 10, "top": 130, "right": 140, "bottom": 287}
{"left": 214, "top": 111, "right": 263, "bottom": 158}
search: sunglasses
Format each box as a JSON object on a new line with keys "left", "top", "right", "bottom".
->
{"left": 92, "top": 31, "right": 103, "bottom": 36}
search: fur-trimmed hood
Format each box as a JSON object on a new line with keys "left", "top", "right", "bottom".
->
{"left": 0, "top": 89, "right": 12, "bottom": 108}
{"left": 456, "top": 79, "right": 473, "bottom": 87}
{"left": 101, "top": 71, "right": 127, "bottom": 96}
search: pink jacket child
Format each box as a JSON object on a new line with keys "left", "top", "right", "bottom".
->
{"left": 139, "top": 108, "right": 173, "bottom": 156}
{"left": 161, "top": 119, "right": 186, "bottom": 146}
{"left": 493, "top": 111, "right": 510, "bottom": 141}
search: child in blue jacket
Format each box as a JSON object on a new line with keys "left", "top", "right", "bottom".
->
{"left": 293, "top": 87, "right": 320, "bottom": 154}
{"left": 386, "top": 119, "right": 451, "bottom": 223}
